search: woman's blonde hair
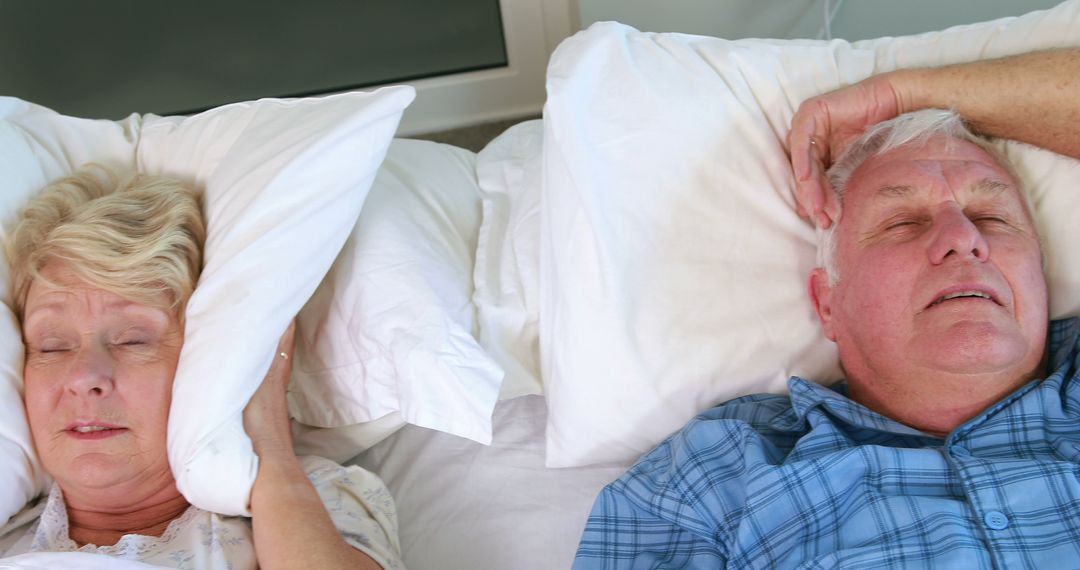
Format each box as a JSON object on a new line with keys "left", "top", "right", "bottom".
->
{"left": 6, "top": 165, "right": 206, "bottom": 318}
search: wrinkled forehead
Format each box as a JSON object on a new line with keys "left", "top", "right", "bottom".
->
{"left": 842, "top": 136, "right": 1030, "bottom": 218}
{"left": 23, "top": 262, "right": 175, "bottom": 331}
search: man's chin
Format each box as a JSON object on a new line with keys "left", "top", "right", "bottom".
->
{"left": 914, "top": 322, "right": 1031, "bottom": 375}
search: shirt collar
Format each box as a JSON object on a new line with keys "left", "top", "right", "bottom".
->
{"left": 1047, "top": 317, "right": 1079, "bottom": 374}
{"left": 787, "top": 376, "right": 935, "bottom": 438}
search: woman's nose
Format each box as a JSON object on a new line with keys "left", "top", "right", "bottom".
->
{"left": 927, "top": 206, "right": 990, "bottom": 265}
{"left": 65, "top": 344, "right": 115, "bottom": 397}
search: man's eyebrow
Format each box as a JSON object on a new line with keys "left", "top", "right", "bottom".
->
{"left": 973, "top": 178, "right": 1013, "bottom": 195}
{"left": 871, "top": 179, "right": 1014, "bottom": 199}
{"left": 873, "top": 185, "right": 915, "bottom": 198}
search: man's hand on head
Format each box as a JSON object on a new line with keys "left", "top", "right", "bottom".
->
{"left": 787, "top": 72, "right": 908, "bottom": 229}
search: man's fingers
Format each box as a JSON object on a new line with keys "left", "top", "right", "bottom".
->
{"left": 793, "top": 138, "right": 812, "bottom": 182}
{"left": 793, "top": 168, "right": 825, "bottom": 226}
{"left": 823, "top": 180, "right": 841, "bottom": 227}
{"left": 808, "top": 134, "right": 830, "bottom": 226}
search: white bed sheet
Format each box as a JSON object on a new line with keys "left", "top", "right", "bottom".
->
{"left": 351, "top": 395, "right": 632, "bottom": 570}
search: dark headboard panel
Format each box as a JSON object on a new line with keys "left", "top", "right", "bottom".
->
{"left": 0, "top": 0, "right": 507, "bottom": 118}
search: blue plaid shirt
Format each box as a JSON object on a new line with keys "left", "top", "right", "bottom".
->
{"left": 575, "top": 318, "right": 1080, "bottom": 569}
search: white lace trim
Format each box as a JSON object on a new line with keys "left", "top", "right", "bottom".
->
{"left": 32, "top": 484, "right": 203, "bottom": 558}
{"left": 9, "top": 459, "right": 402, "bottom": 569}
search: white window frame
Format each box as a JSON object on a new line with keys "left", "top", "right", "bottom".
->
{"left": 390, "top": 0, "right": 578, "bottom": 136}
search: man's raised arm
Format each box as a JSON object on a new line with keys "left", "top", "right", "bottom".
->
{"left": 788, "top": 48, "right": 1080, "bottom": 228}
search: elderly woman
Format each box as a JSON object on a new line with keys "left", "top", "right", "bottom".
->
{"left": 0, "top": 167, "right": 402, "bottom": 569}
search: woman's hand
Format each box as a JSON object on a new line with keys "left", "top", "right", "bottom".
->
{"left": 243, "top": 321, "right": 297, "bottom": 458}
{"left": 787, "top": 72, "right": 906, "bottom": 228}
{"left": 245, "top": 322, "right": 383, "bottom": 569}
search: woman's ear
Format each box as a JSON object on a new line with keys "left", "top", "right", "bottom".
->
{"left": 808, "top": 268, "right": 837, "bottom": 342}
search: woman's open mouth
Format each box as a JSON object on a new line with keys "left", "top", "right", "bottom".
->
{"left": 66, "top": 424, "right": 128, "bottom": 440}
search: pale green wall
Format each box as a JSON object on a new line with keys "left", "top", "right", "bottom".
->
{"left": 578, "top": 0, "right": 1065, "bottom": 40}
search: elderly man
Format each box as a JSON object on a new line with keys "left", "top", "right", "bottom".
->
{"left": 574, "top": 49, "right": 1080, "bottom": 569}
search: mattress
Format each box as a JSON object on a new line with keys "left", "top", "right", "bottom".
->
{"left": 351, "top": 395, "right": 632, "bottom": 569}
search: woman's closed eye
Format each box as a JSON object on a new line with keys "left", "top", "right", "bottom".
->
{"left": 111, "top": 325, "right": 156, "bottom": 348}
{"left": 25, "top": 341, "right": 75, "bottom": 364}
{"left": 114, "top": 337, "right": 151, "bottom": 349}
{"left": 31, "top": 337, "right": 73, "bottom": 354}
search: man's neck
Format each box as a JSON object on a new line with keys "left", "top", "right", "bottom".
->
{"left": 846, "top": 360, "right": 1047, "bottom": 437}
{"left": 64, "top": 485, "right": 191, "bottom": 547}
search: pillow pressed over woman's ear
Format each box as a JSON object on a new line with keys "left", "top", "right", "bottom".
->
{"left": 0, "top": 86, "right": 415, "bottom": 520}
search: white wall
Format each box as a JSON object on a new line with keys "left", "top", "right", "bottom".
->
{"left": 577, "top": 0, "right": 1064, "bottom": 40}
{"left": 825, "top": 0, "right": 1064, "bottom": 40}
{"left": 579, "top": 0, "right": 818, "bottom": 38}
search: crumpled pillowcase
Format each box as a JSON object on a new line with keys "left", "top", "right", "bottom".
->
{"left": 535, "top": 2, "right": 1080, "bottom": 467}
{"left": 0, "top": 86, "right": 414, "bottom": 520}
{"left": 472, "top": 120, "right": 545, "bottom": 401}
{"left": 290, "top": 138, "right": 505, "bottom": 450}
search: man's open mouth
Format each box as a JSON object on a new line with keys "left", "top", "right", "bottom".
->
{"left": 928, "top": 290, "right": 996, "bottom": 308}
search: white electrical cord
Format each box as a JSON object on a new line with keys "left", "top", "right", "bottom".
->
{"left": 818, "top": 0, "right": 846, "bottom": 40}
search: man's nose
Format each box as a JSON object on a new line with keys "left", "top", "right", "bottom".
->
{"left": 927, "top": 206, "right": 990, "bottom": 264}
{"left": 65, "top": 344, "right": 115, "bottom": 397}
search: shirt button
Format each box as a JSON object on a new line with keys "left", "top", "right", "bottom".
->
{"left": 951, "top": 446, "right": 970, "bottom": 457}
{"left": 984, "top": 511, "right": 1009, "bottom": 530}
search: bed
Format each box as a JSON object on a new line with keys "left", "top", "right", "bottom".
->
{"left": 3, "top": 2, "right": 1080, "bottom": 568}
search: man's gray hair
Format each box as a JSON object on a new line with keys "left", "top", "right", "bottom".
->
{"left": 817, "top": 109, "right": 1024, "bottom": 284}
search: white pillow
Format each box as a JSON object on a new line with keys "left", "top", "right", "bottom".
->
{"left": 474, "top": 120, "right": 544, "bottom": 400}
{"left": 0, "top": 87, "right": 414, "bottom": 520}
{"left": 539, "top": 2, "right": 1080, "bottom": 467}
{"left": 290, "top": 138, "right": 503, "bottom": 447}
